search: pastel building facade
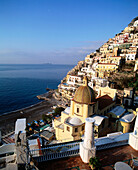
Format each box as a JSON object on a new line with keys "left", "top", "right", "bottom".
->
{"left": 96, "top": 63, "right": 118, "bottom": 78}
{"left": 97, "top": 83, "right": 117, "bottom": 99}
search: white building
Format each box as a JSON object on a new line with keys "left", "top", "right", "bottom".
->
{"left": 89, "top": 78, "right": 107, "bottom": 89}
{"left": 133, "top": 20, "right": 138, "bottom": 27}
{"left": 67, "top": 75, "right": 83, "bottom": 86}
{"left": 125, "top": 46, "right": 137, "bottom": 61}
{"left": 126, "top": 53, "right": 136, "bottom": 61}
{"left": 80, "top": 65, "right": 96, "bottom": 77}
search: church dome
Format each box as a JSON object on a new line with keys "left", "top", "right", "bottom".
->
{"left": 73, "top": 85, "right": 95, "bottom": 104}
{"left": 64, "top": 107, "right": 70, "bottom": 114}
{"left": 69, "top": 117, "right": 82, "bottom": 126}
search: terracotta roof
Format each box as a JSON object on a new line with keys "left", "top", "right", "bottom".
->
{"left": 96, "top": 95, "right": 115, "bottom": 110}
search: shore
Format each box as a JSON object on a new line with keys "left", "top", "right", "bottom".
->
{"left": 0, "top": 91, "right": 62, "bottom": 136}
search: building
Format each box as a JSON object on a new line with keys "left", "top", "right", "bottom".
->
{"left": 100, "top": 43, "right": 109, "bottom": 54}
{"left": 40, "top": 130, "right": 54, "bottom": 141}
{"left": 66, "top": 75, "right": 83, "bottom": 86}
{"left": 114, "top": 33, "right": 129, "bottom": 44}
{"left": 54, "top": 77, "right": 115, "bottom": 142}
{"left": 125, "top": 46, "right": 137, "bottom": 61}
{"left": 85, "top": 54, "right": 94, "bottom": 64}
{"left": 97, "top": 82, "right": 117, "bottom": 99}
{"left": 90, "top": 115, "right": 109, "bottom": 138}
{"left": 133, "top": 20, "right": 138, "bottom": 27}
{"left": 118, "top": 111, "right": 136, "bottom": 133}
{"left": 107, "top": 105, "right": 136, "bottom": 133}
{"left": 96, "top": 63, "right": 118, "bottom": 78}
{"left": 123, "top": 88, "right": 135, "bottom": 108}
{"left": 100, "top": 56, "right": 122, "bottom": 65}
{"left": 89, "top": 77, "right": 107, "bottom": 89}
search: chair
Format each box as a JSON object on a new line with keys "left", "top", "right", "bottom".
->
{"left": 131, "top": 154, "right": 138, "bottom": 169}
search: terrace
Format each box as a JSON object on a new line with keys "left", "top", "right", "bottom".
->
{"left": 37, "top": 145, "right": 138, "bottom": 170}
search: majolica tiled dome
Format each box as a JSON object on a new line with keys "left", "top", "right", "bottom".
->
{"left": 73, "top": 85, "right": 95, "bottom": 104}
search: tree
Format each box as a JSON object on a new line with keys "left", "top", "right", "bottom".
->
{"left": 42, "top": 114, "right": 52, "bottom": 123}
{"left": 53, "top": 107, "right": 65, "bottom": 117}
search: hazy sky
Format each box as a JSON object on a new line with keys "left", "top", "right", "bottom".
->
{"left": 0, "top": 0, "right": 138, "bottom": 64}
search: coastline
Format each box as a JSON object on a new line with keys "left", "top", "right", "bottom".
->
{"left": 0, "top": 91, "right": 61, "bottom": 136}
{"left": 0, "top": 91, "right": 52, "bottom": 117}
{"left": 0, "top": 100, "right": 44, "bottom": 117}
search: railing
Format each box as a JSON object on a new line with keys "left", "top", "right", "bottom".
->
{"left": 30, "top": 138, "right": 128, "bottom": 162}
{"left": 30, "top": 141, "right": 80, "bottom": 162}
{"left": 96, "top": 140, "right": 128, "bottom": 151}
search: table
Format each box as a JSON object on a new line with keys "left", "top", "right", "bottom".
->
{"left": 114, "top": 162, "right": 132, "bottom": 170}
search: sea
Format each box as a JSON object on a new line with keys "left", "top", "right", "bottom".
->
{"left": 0, "top": 64, "right": 74, "bottom": 115}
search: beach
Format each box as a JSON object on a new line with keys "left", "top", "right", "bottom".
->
{"left": 0, "top": 91, "right": 61, "bottom": 136}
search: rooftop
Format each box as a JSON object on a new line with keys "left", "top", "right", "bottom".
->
{"left": 110, "top": 105, "right": 126, "bottom": 117}
{"left": 73, "top": 85, "right": 96, "bottom": 104}
{"left": 119, "top": 112, "right": 136, "bottom": 123}
{"left": 37, "top": 145, "right": 138, "bottom": 170}
{"left": 15, "top": 118, "right": 26, "bottom": 134}
{"left": 65, "top": 117, "right": 83, "bottom": 126}
{"left": 40, "top": 130, "right": 54, "bottom": 140}
{"left": 96, "top": 95, "right": 115, "bottom": 110}
{"left": 91, "top": 115, "right": 108, "bottom": 126}
{"left": 63, "top": 107, "right": 70, "bottom": 115}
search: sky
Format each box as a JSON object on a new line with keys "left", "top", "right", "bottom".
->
{"left": 0, "top": 0, "right": 138, "bottom": 65}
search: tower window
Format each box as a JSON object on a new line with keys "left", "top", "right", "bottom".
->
{"left": 67, "top": 126, "right": 70, "bottom": 132}
{"left": 75, "top": 127, "right": 78, "bottom": 132}
{"left": 77, "top": 108, "right": 79, "bottom": 113}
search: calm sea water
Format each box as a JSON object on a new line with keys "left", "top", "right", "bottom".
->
{"left": 0, "top": 64, "right": 74, "bottom": 115}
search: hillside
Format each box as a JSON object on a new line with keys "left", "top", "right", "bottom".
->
{"left": 57, "top": 17, "right": 138, "bottom": 103}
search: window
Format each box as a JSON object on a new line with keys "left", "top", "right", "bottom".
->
{"left": 93, "top": 105, "right": 95, "bottom": 113}
{"left": 75, "top": 127, "right": 78, "bottom": 132}
{"left": 82, "top": 125, "right": 84, "bottom": 131}
{"left": 102, "top": 119, "right": 105, "bottom": 128}
{"left": 77, "top": 108, "right": 79, "bottom": 113}
{"left": 67, "top": 126, "right": 70, "bottom": 132}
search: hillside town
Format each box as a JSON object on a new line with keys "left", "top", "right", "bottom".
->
{"left": 54, "top": 17, "right": 138, "bottom": 141}
{"left": 0, "top": 17, "right": 138, "bottom": 170}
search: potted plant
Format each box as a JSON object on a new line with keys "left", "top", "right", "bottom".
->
{"left": 89, "top": 157, "right": 101, "bottom": 170}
